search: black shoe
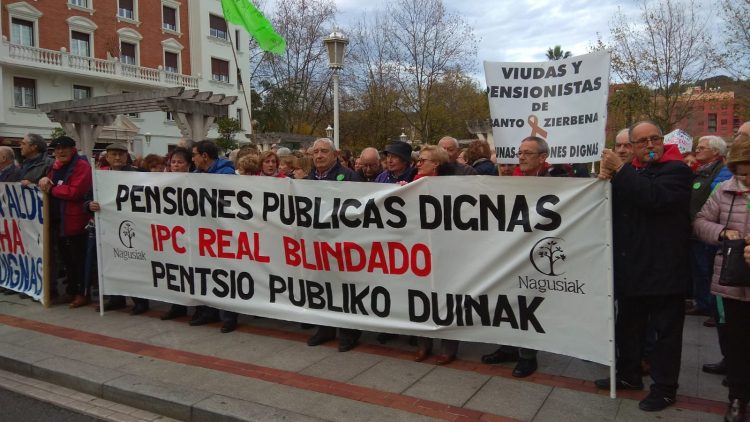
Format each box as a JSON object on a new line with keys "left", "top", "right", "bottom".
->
{"left": 725, "top": 399, "right": 747, "bottom": 422}
{"left": 220, "top": 322, "right": 237, "bottom": 334}
{"left": 376, "top": 333, "right": 398, "bottom": 344}
{"left": 594, "top": 377, "right": 644, "bottom": 390}
{"left": 638, "top": 391, "right": 675, "bottom": 412}
{"left": 130, "top": 303, "right": 149, "bottom": 315}
{"left": 512, "top": 358, "right": 538, "bottom": 378}
{"left": 307, "top": 329, "right": 335, "bottom": 347}
{"left": 97, "top": 299, "right": 127, "bottom": 312}
{"left": 160, "top": 308, "right": 188, "bottom": 321}
{"left": 338, "top": 338, "right": 358, "bottom": 352}
{"left": 702, "top": 360, "right": 727, "bottom": 375}
{"left": 481, "top": 348, "right": 519, "bottom": 364}
{"left": 189, "top": 314, "right": 220, "bottom": 326}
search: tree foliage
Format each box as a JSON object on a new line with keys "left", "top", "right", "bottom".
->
{"left": 546, "top": 45, "right": 572, "bottom": 60}
{"left": 215, "top": 117, "right": 242, "bottom": 151}
{"left": 721, "top": 0, "right": 750, "bottom": 79}
{"left": 600, "top": 0, "right": 724, "bottom": 130}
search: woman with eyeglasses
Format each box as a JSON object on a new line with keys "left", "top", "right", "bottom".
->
{"left": 411, "top": 145, "right": 460, "bottom": 364}
{"left": 694, "top": 134, "right": 750, "bottom": 422}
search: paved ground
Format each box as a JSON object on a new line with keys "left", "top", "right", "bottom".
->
{"left": 0, "top": 295, "right": 727, "bottom": 421}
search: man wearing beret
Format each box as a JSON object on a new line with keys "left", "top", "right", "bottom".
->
{"left": 38, "top": 136, "right": 92, "bottom": 307}
{"left": 86, "top": 142, "right": 149, "bottom": 313}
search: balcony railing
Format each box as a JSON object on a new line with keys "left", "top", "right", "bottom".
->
{"left": 2, "top": 41, "right": 198, "bottom": 89}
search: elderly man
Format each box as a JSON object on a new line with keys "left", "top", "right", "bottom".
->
{"left": 482, "top": 136, "right": 562, "bottom": 377}
{"left": 306, "top": 138, "right": 363, "bottom": 352}
{"left": 38, "top": 137, "right": 92, "bottom": 306}
{"left": 87, "top": 143, "right": 148, "bottom": 311}
{"left": 357, "top": 147, "right": 383, "bottom": 182}
{"left": 375, "top": 141, "right": 415, "bottom": 183}
{"left": 614, "top": 128, "right": 634, "bottom": 164}
{"left": 437, "top": 136, "right": 477, "bottom": 175}
{"left": 19, "top": 133, "right": 52, "bottom": 185}
{"left": 0, "top": 146, "right": 21, "bottom": 182}
{"left": 595, "top": 121, "right": 692, "bottom": 412}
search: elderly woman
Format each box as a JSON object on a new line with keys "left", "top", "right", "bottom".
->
{"left": 411, "top": 145, "right": 459, "bottom": 364}
{"left": 465, "top": 140, "right": 498, "bottom": 175}
{"left": 259, "top": 151, "right": 286, "bottom": 177}
{"left": 694, "top": 135, "right": 750, "bottom": 422}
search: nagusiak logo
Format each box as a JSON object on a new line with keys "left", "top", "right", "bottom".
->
{"left": 529, "top": 237, "right": 566, "bottom": 276}
{"left": 118, "top": 220, "right": 136, "bottom": 249}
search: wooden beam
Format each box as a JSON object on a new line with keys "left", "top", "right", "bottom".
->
{"left": 39, "top": 87, "right": 184, "bottom": 112}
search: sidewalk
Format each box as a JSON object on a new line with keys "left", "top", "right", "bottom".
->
{"left": 0, "top": 295, "right": 726, "bottom": 421}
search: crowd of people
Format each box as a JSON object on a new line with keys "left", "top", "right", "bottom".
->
{"left": 0, "top": 121, "right": 749, "bottom": 420}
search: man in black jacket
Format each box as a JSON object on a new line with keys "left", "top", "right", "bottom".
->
{"left": 595, "top": 121, "right": 692, "bottom": 412}
{"left": 305, "top": 138, "right": 363, "bottom": 352}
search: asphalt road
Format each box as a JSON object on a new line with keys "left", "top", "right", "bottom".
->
{"left": 0, "top": 386, "right": 104, "bottom": 422}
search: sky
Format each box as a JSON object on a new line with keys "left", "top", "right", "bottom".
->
{"left": 263, "top": 0, "right": 723, "bottom": 81}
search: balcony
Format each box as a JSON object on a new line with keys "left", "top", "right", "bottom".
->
{"left": 0, "top": 38, "right": 198, "bottom": 89}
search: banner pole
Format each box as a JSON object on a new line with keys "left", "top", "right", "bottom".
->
{"left": 604, "top": 181, "right": 616, "bottom": 399}
{"left": 42, "top": 191, "right": 50, "bottom": 308}
{"left": 90, "top": 161, "right": 105, "bottom": 317}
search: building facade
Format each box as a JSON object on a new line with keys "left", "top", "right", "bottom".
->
{"left": 0, "top": 0, "right": 251, "bottom": 155}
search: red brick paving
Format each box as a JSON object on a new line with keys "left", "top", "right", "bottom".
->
{"left": 0, "top": 312, "right": 726, "bottom": 418}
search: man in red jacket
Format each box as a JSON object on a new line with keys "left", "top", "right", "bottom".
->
{"left": 38, "top": 136, "right": 92, "bottom": 306}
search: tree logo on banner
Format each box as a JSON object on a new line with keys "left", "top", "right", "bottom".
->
{"left": 118, "top": 220, "right": 136, "bottom": 249}
{"left": 530, "top": 237, "right": 566, "bottom": 276}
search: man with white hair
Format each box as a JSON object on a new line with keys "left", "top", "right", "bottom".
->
{"left": 19, "top": 133, "right": 52, "bottom": 185}
{"left": 0, "top": 146, "right": 21, "bottom": 182}
{"left": 437, "top": 136, "right": 477, "bottom": 175}
{"left": 614, "top": 128, "right": 634, "bottom": 164}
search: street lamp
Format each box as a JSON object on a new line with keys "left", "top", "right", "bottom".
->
{"left": 144, "top": 132, "right": 152, "bottom": 147}
{"left": 325, "top": 125, "right": 333, "bottom": 139}
{"left": 323, "top": 29, "right": 348, "bottom": 150}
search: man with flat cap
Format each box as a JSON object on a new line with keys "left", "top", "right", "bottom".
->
{"left": 38, "top": 136, "right": 92, "bottom": 306}
{"left": 375, "top": 141, "right": 415, "bottom": 183}
{"left": 86, "top": 142, "right": 149, "bottom": 313}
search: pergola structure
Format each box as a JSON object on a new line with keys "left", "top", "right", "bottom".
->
{"left": 39, "top": 87, "right": 237, "bottom": 157}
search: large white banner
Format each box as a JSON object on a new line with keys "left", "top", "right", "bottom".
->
{"left": 95, "top": 172, "right": 614, "bottom": 365}
{"left": 0, "top": 183, "right": 44, "bottom": 301}
{"left": 485, "top": 50, "right": 611, "bottom": 164}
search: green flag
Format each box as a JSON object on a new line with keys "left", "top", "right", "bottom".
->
{"left": 221, "top": 0, "right": 286, "bottom": 55}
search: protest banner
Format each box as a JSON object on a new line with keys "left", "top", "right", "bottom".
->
{"left": 94, "top": 172, "right": 614, "bottom": 365}
{"left": 484, "top": 50, "right": 611, "bottom": 164}
{"left": 0, "top": 183, "right": 45, "bottom": 302}
{"left": 664, "top": 129, "right": 693, "bottom": 154}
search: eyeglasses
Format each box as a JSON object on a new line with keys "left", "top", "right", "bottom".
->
{"left": 517, "top": 151, "right": 540, "bottom": 157}
{"left": 695, "top": 146, "right": 710, "bottom": 152}
{"left": 631, "top": 135, "right": 663, "bottom": 146}
{"left": 417, "top": 158, "right": 436, "bottom": 164}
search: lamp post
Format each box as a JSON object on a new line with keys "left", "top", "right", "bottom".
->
{"left": 144, "top": 132, "right": 152, "bottom": 150}
{"left": 323, "top": 30, "right": 348, "bottom": 150}
{"left": 325, "top": 124, "right": 333, "bottom": 139}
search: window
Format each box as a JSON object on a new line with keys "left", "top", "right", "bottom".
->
{"left": 70, "top": 0, "right": 88, "bottom": 7}
{"left": 120, "top": 42, "right": 136, "bottom": 65}
{"left": 166, "top": 111, "right": 174, "bottom": 121}
{"left": 162, "top": 6, "right": 177, "bottom": 31}
{"left": 236, "top": 108, "right": 243, "bottom": 128}
{"left": 209, "top": 15, "right": 227, "bottom": 39}
{"left": 14, "top": 78, "right": 36, "bottom": 108}
{"left": 164, "top": 51, "right": 179, "bottom": 73}
{"left": 118, "top": 0, "right": 134, "bottom": 20}
{"left": 235, "top": 30, "right": 241, "bottom": 50}
{"left": 71, "top": 31, "right": 91, "bottom": 56}
{"left": 11, "top": 18, "right": 34, "bottom": 46}
{"left": 73, "top": 85, "right": 92, "bottom": 100}
{"left": 211, "top": 58, "right": 229, "bottom": 82}
{"left": 708, "top": 113, "right": 717, "bottom": 133}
